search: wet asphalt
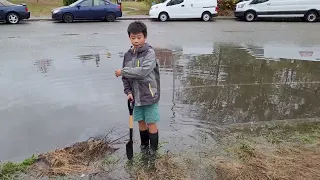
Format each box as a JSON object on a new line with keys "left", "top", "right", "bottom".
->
{"left": 1, "top": 19, "right": 320, "bottom": 161}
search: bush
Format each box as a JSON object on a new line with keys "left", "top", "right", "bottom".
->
{"left": 63, "top": 0, "right": 78, "bottom": 6}
{"left": 218, "top": 0, "right": 237, "bottom": 11}
{"left": 141, "top": 0, "right": 164, "bottom": 7}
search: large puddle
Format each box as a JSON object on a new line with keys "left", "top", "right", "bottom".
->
{"left": 1, "top": 42, "right": 320, "bottom": 161}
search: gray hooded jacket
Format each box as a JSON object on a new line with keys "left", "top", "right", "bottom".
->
{"left": 121, "top": 43, "right": 160, "bottom": 106}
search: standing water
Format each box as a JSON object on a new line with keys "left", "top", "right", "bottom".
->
{"left": 1, "top": 42, "right": 320, "bottom": 163}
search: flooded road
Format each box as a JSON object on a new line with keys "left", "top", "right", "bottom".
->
{"left": 1, "top": 21, "right": 320, "bottom": 162}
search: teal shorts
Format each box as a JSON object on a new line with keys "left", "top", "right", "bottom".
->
{"left": 133, "top": 103, "right": 160, "bottom": 124}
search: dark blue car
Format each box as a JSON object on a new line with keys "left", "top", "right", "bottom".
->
{"left": 0, "top": 0, "right": 30, "bottom": 24}
{"left": 52, "top": 0, "right": 122, "bottom": 23}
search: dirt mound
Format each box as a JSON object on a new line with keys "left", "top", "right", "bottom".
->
{"left": 31, "top": 137, "right": 116, "bottom": 178}
{"left": 215, "top": 143, "right": 320, "bottom": 180}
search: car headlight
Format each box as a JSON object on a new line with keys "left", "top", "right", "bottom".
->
{"left": 238, "top": 4, "right": 245, "bottom": 8}
{"left": 150, "top": 6, "right": 158, "bottom": 10}
{"left": 53, "top": 9, "right": 60, "bottom": 14}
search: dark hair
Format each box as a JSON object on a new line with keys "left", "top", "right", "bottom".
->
{"left": 127, "top": 21, "right": 147, "bottom": 37}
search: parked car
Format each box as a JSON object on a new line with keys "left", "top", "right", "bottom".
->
{"left": 234, "top": 0, "right": 320, "bottom": 22}
{"left": 0, "top": 0, "right": 30, "bottom": 24}
{"left": 52, "top": 0, "right": 122, "bottom": 23}
{"left": 149, "top": 0, "right": 218, "bottom": 22}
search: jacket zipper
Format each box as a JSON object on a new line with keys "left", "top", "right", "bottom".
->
{"left": 149, "top": 83, "right": 154, "bottom": 97}
{"left": 132, "top": 49, "right": 154, "bottom": 98}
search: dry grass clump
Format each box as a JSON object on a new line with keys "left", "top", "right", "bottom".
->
{"left": 215, "top": 142, "right": 320, "bottom": 180}
{"left": 30, "top": 137, "right": 115, "bottom": 178}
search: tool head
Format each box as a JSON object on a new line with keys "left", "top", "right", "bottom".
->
{"left": 126, "top": 140, "right": 133, "bottom": 160}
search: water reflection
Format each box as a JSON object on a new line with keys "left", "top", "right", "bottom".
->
{"left": 155, "top": 48, "right": 174, "bottom": 74}
{"left": 172, "top": 43, "right": 320, "bottom": 128}
{"left": 77, "top": 54, "right": 100, "bottom": 67}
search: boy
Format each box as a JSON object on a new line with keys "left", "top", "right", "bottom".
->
{"left": 115, "top": 21, "right": 160, "bottom": 156}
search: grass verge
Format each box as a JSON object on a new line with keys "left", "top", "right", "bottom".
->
{"left": 213, "top": 120, "right": 320, "bottom": 180}
{"left": 10, "top": 0, "right": 61, "bottom": 16}
{"left": 0, "top": 155, "right": 37, "bottom": 179}
{"left": 121, "top": 1, "right": 149, "bottom": 15}
{"left": 126, "top": 120, "right": 320, "bottom": 180}
{"left": 4, "top": 120, "right": 318, "bottom": 179}
{"left": 0, "top": 135, "right": 117, "bottom": 179}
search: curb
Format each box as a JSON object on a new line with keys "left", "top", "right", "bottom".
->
{"left": 28, "top": 19, "right": 54, "bottom": 21}
{"left": 27, "top": 16, "right": 236, "bottom": 22}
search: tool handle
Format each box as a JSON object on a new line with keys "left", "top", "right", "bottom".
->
{"left": 128, "top": 99, "right": 134, "bottom": 141}
{"left": 127, "top": 99, "right": 134, "bottom": 115}
{"left": 129, "top": 115, "right": 133, "bottom": 129}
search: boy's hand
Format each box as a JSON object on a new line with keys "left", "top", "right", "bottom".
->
{"left": 115, "top": 69, "right": 122, "bottom": 77}
{"left": 128, "top": 93, "right": 134, "bottom": 101}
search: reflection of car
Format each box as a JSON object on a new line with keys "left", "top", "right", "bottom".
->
{"left": 241, "top": 43, "right": 320, "bottom": 61}
{"left": 0, "top": 0, "right": 30, "bottom": 24}
{"left": 52, "top": 0, "right": 122, "bottom": 23}
{"left": 149, "top": 0, "right": 218, "bottom": 22}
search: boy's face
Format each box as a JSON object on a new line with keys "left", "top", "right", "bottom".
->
{"left": 129, "top": 32, "right": 146, "bottom": 49}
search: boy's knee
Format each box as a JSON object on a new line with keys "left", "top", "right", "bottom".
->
{"left": 148, "top": 123, "right": 158, "bottom": 133}
{"left": 138, "top": 120, "right": 147, "bottom": 125}
{"left": 138, "top": 120, "right": 148, "bottom": 130}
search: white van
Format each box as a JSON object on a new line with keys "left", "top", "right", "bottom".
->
{"left": 149, "top": 0, "right": 218, "bottom": 22}
{"left": 234, "top": 0, "right": 320, "bottom": 22}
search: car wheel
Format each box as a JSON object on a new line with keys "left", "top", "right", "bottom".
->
{"left": 158, "top": 12, "right": 169, "bottom": 22}
{"left": 202, "top": 12, "right": 212, "bottom": 22}
{"left": 304, "top": 11, "right": 318, "bottom": 22}
{"left": 63, "top": 13, "right": 74, "bottom": 23}
{"left": 6, "top": 12, "right": 20, "bottom": 24}
{"left": 105, "top": 12, "right": 116, "bottom": 22}
{"left": 245, "top": 11, "right": 256, "bottom": 22}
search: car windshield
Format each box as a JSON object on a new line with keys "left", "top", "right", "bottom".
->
{"left": 0, "top": 0, "right": 16, "bottom": 6}
{"left": 236, "top": 0, "right": 251, "bottom": 2}
{"left": 69, "top": 0, "right": 82, "bottom": 7}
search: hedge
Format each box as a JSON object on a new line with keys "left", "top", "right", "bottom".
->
{"left": 63, "top": 0, "right": 78, "bottom": 6}
{"left": 218, "top": 0, "right": 237, "bottom": 11}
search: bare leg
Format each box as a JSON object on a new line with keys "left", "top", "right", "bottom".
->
{"left": 138, "top": 120, "right": 148, "bottom": 131}
{"left": 148, "top": 123, "right": 158, "bottom": 134}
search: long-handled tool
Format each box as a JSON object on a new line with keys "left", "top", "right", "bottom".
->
{"left": 126, "top": 99, "right": 134, "bottom": 160}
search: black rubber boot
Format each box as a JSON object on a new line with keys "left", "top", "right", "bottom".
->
{"left": 149, "top": 132, "right": 159, "bottom": 157}
{"left": 140, "top": 130, "right": 149, "bottom": 152}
